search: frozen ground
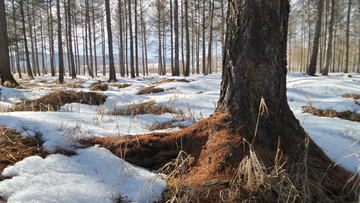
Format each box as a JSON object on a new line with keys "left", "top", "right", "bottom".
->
{"left": 0, "top": 72, "right": 359, "bottom": 202}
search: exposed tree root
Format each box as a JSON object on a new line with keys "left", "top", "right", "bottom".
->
{"left": 87, "top": 112, "right": 359, "bottom": 202}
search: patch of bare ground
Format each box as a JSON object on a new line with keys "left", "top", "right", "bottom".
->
{"left": 108, "top": 100, "right": 177, "bottom": 116}
{"left": 111, "top": 83, "right": 132, "bottom": 89}
{"left": 89, "top": 81, "right": 108, "bottom": 91}
{"left": 303, "top": 106, "right": 360, "bottom": 122}
{"left": 153, "top": 78, "right": 190, "bottom": 85}
{"left": 10, "top": 90, "right": 107, "bottom": 112}
{"left": 137, "top": 86, "right": 164, "bottom": 95}
{"left": 0, "top": 127, "right": 48, "bottom": 201}
{"left": 85, "top": 112, "right": 359, "bottom": 202}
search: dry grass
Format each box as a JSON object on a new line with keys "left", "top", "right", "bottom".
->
{"left": 65, "top": 82, "right": 84, "bottom": 88}
{"left": 89, "top": 81, "right": 108, "bottom": 91}
{"left": 149, "top": 121, "right": 185, "bottom": 131}
{"left": 343, "top": 93, "right": 360, "bottom": 100}
{"left": 153, "top": 78, "right": 190, "bottom": 85}
{"left": 303, "top": 106, "right": 360, "bottom": 123}
{"left": 10, "top": 90, "right": 107, "bottom": 112}
{"left": 108, "top": 100, "right": 177, "bottom": 116}
{"left": 111, "top": 83, "right": 132, "bottom": 89}
{"left": 3, "top": 81, "right": 21, "bottom": 88}
{"left": 137, "top": 86, "right": 164, "bottom": 95}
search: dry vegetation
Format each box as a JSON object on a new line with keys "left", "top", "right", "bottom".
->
{"left": 137, "top": 86, "right": 164, "bottom": 95}
{"left": 108, "top": 100, "right": 178, "bottom": 116}
{"left": 0, "top": 127, "right": 48, "bottom": 201}
{"left": 153, "top": 78, "right": 190, "bottom": 85}
{"left": 111, "top": 83, "right": 132, "bottom": 89}
{"left": 89, "top": 81, "right": 108, "bottom": 91}
{"left": 303, "top": 106, "right": 360, "bottom": 122}
{"left": 8, "top": 90, "right": 107, "bottom": 112}
{"left": 65, "top": 82, "right": 84, "bottom": 88}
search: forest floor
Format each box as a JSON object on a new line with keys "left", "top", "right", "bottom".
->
{"left": 0, "top": 72, "right": 359, "bottom": 202}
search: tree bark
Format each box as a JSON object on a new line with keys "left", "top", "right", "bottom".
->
{"left": 322, "top": 0, "right": 335, "bottom": 76}
{"left": 344, "top": 0, "right": 351, "bottom": 73}
{"left": 202, "top": 0, "right": 206, "bottom": 74}
{"left": 128, "top": 0, "right": 135, "bottom": 78}
{"left": 134, "top": 0, "right": 139, "bottom": 76}
{"left": 57, "top": 0, "right": 64, "bottom": 84}
{"left": 105, "top": 0, "right": 116, "bottom": 82}
{"left": 204, "top": 0, "right": 214, "bottom": 75}
{"left": 308, "top": 0, "right": 324, "bottom": 76}
{"left": 12, "top": 0, "right": 21, "bottom": 78}
{"left": 184, "top": 0, "right": 190, "bottom": 76}
{"left": 174, "top": 0, "right": 179, "bottom": 76}
{"left": 0, "top": 0, "right": 18, "bottom": 86}
{"left": 118, "top": 0, "right": 125, "bottom": 77}
{"left": 68, "top": 0, "right": 76, "bottom": 79}
{"left": 19, "top": 0, "right": 33, "bottom": 78}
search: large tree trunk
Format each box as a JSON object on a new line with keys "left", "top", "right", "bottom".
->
{"left": 308, "top": 0, "right": 324, "bottom": 76}
{"left": 321, "top": 0, "right": 335, "bottom": 76}
{"left": 0, "top": 0, "right": 18, "bottom": 86}
{"left": 105, "top": 0, "right": 116, "bottom": 82}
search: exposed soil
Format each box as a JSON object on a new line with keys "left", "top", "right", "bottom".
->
{"left": 84, "top": 112, "right": 359, "bottom": 202}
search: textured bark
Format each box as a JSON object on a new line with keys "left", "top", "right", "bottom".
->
{"left": 205, "top": 0, "right": 214, "bottom": 75}
{"left": 322, "top": 0, "right": 335, "bottom": 76}
{"left": 57, "top": 0, "right": 64, "bottom": 84}
{"left": 184, "top": 0, "right": 190, "bottom": 76}
{"left": 12, "top": 0, "right": 21, "bottom": 78}
{"left": 174, "top": 0, "right": 179, "bottom": 76}
{"left": 202, "top": 0, "right": 206, "bottom": 74}
{"left": 0, "top": 0, "right": 18, "bottom": 86}
{"left": 68, "top": 0, "right": 76, "bottom": 79}
{"left": 344, "top": 0, "right": 351, "bottom": 73}
{"left": 19, "top": 0, "right": 33, "bottom": 78}
{"left": 48, "top": 0, "right": 55, "bottom": 76}
{"left": 106, "top": 0, "right": 116, "bottom": 82}
{"left": 135, "top": 0, "right": 139, "bottom": 76}
{"left": 118, "top": 0, "right": 125, "bottom": 77}
{"left": 308, "top": 0, "right": 323, "bottom": 76}
{"left": 128, "top": 1, "right": 135, "bottom": 78}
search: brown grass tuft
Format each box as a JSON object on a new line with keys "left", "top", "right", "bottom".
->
{"left": 11, "top": 90, "right": 107, "bottom": 112}
{"left": 343, "top": 93, "right": 360, "bottom": 100}
{"left": 108, "top": 100, "right": 177, "bottom": 116}
{"left": 149, "top": 121, "right": 185, "bottom": 131}
{"left": 89, "top": 81, "right": 108, "bottom": 91}
{"left": 111, "top": 83, "right": 132, "bottom": 89}
{"left": 65, "top": 82, "right": 84, "bottom": 88}
{"left": 303, "top": 106, "right": 360, "bottom": 123}
{"left": 3, "top": 81, "right": 20, "bottom": 88}
{"left": 153, "top": 78, "right": 190, "bottom": 85}
{"left": 137, "top": 86, "right": 164, "bottom": 95}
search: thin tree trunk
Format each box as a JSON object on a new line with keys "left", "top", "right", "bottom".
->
{"left": 105, "top": 0, "right": 116, "bottom": 82}
{"left": 308, "top": 0, "right": 324, "bottom": 76}
{"left": 184, "top": 0, "right": 189, "bottom": 76}
{"left": 129, "top": 0, "right": 135, "bottom": 78}
{"left": 157, "top": 1, "right": 163, "bottom": 76}
{"left": 12, "top": 0, "right": 21, "bottom": 78}
{"left": 118, "top": 0, "right": 125, "bottom": 77}
{"left": 170, "top": 0, "right": 174, "bottom": 76}
{"left": 135, "top": 0, "right": 139, "bottom": 76}
{"left": 57, "top": 0, "right": 64, "bottom": 84}
{"left": 68, "top": 0, "right": 76, "bottom": 78}
{"left": 92, "top": 3, "right": 97, "bottom": 77}
{"left": 205, "top": 0, "right": 214, "bottom": 75}
{"left": 202, "top": 0, "right": 206, "bottom": 73}
{"left": 48, "top": 0, "right": 55, "bottom": 76}
{"left": 344, "top": 0, "right": 351, "bottom": 73}
{"left": 322, "top": 0, "right": 335, "bottom": 76}
{"left": 174, "top": 0, "right": 179, "bottom": 76}
{"left": 19, "top": 0, "right": 33, "bottom": 78}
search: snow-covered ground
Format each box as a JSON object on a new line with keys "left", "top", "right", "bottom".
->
{"left": 0, "top": 72, "right": 359, "bottom": 202}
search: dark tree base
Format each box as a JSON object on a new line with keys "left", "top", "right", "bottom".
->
{"left": 88, "top": 112, "right": 358, "bottom": 202}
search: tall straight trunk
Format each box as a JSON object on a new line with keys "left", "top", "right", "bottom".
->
{"left": 174, "top": 0, "right": 179, "bottom": 76}
{"left": 140, "top": 0, "right": 148, "bottom": 76}
{"left": 322, "top": 0, "right": 335, "bottom": 76}
{"left": 202, "top": 0, "right": 206, "bottom": 73}
{"left": 57, "top": 0, "right": 64, "bottom": 83}
{"left": 87, "top": 1, "right": 94, "bottom": 77}
{"left": 308, "top": 0, "right": 324, "bottom": 76}
{"left": 125, "top": 0, "right": 128, "bottom": 76}
{"left": 205, "top": 0, "right": 214, "bottom": 75}
{"left": 48, "top": 0, "right": 55, "bottom": 76}
{"left": 101, "top": 13, "right": 106, "bottom": 75}
{"left": 19, "top": 0, "right": 33, "bottom": 78}
{"left": 85, "top": 0, "right": 90, "bottom": 76}
{"left": 157, "top": 2, "right": 163, "bottom": 76}
{"left": 81, "top": 9, "right": 86, "bottom": 75}
{"left": 184, "top": 0, "right": 190, "bottom": 76}
{"left": 135, "top": 0, "right": 139, "bottom": 76}
{"left": 27, "top": 0, "right": 37, "bottom": 76}
{"left": 92, "top": 3, "right": 97, "bottom": 77}
{"left": 181, "top": 0, "right": 184, "bottom": 74}
{"left": 40, "top": 14, "right": 46, "bottom": 75}
{"left": 118, "top": 0, "right": 125, "bottom": 77}
{"left": 32, "top": 4, "right": 40, "bottom": 77}
{"left": 140, "top": 0, "right": 146, "bottom": 76}
{"left": 128, "top": 0, "right": 135, "bottom": 78}
{"left": 332, "top": 2, "right": 338, "bottom": 73}
{"left": 0, "top": 0, "right": 18, "bottom": 86}
{"left": 196, "top": 4, "right": 200, "bottom": 74}
{"left": 163, "top": 20, "right": 166, "bottom": 75}
{"left": 220, "top": 0, "right": 224, "bottom": 65}
{"left": 191, "top": 2, "right": 194, "bottom": 74}
{"left": 68, "top": 0, "right": 76, "bottom": 78}
{"left": 170, "top": 0, "right": 174, "bottom": 76}
{"left": 105, "top": 0, "right": 116, "bottom": 82}
{"left": 357, "top": 34, "right": 360, "bottom": 73}
{"left": 12, "top": 0, "right": 21, "bottom": 78}
{"left": 344, "top": 0, "right": 351, "bottom": 73}
{"left": 306, "top": 0, "right": 311, "bottom": 69}
{"left": 65, "top": 3, "right": 71, "bottom": 76}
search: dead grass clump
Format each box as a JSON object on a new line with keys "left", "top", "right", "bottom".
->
{"left": 65, "top": 82, "right": 84, "bottom": 88}
{"left": 111, "top": 83, "right": 132, "bottom": 89}
{"left": 303, "top": 106, "right": 360, "bottom": 122}
{"left": 343, "top": 93, "right": 360, "bottom": 100}
{"left": 137, "top": 86, "right": 164, "bottom": 95}
{"left": 12, "top": 90, "right": 107, "bottom": 112}
{"left": 153, "top": 78, "right": 190, "bottom": 85}
{"left": 89, "top": 81, "right": 108, "bottom": 91}
{"left": 3, "top": 81, "right": 20, "bottom": 88}
{"left": 108, "top": 100, "right": 177, "bottom": 116}
{"left": 0, "top": 127, "right": 48, "bottom": 177}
